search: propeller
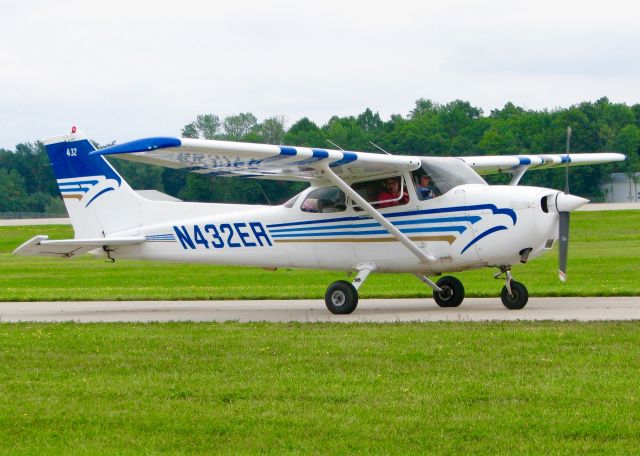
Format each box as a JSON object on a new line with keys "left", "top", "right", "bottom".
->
{"left": 556, "top": 126, "right": 589, "bottom": 282}
{"left": 558, "top": 211, "right": 569, "bottom": 282}
{"left": 559, "top": 126, "right": 571, "bottom": 281}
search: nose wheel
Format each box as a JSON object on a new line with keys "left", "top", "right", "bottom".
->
{"left": 496, "top": 267, "right": 529, "bottom": 309}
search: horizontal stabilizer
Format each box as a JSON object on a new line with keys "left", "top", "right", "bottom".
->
{"left": 13, "top": 235, "right": 145, "bottom": 258}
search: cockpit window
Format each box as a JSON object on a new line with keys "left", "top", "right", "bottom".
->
{"left": 413, "top": 157, "right": 487, "bottom": 198}
{"left": 413, "top": 171, "right": 439, "bottom": 200}
{"left": 351, "top": 176, "right": 409, "bottom": 210}
{"left": 300, "top": 186, "right": 346, "bottom": 213}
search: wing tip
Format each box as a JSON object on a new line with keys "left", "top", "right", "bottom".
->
{"left": 91, "top": 137, "right": 182, "bottom": 156}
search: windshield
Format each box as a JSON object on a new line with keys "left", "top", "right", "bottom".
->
{"left": 300, "top": 186, "right": 346, "bottom": 213}
{"left": 417, "top": 157, "right": 487, "bottom": 195}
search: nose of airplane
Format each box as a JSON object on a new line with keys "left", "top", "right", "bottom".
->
{"left": 554, "top": 192, "right": 589, "bottom": 213}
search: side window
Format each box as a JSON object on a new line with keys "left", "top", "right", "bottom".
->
{"left": 283, "top": 193, "right": 302, "bottom": 208}
{"left": 351, "top": 176, "right": 409, "bottom": 210}
{"left": 300, "top": 187, "right": 346, "bottom": 213}
{"left": 412, "top": 170, "right": 440, "bottom": 200}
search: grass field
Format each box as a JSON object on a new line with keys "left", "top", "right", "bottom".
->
{"left": 2, "top": 212, "right": 640, "bottom": 454}
{"left": 1, "top": 210, "right": 639, "bottom": 301}
{"left": 1, "top": 321, "right": 640, "bottom": 454}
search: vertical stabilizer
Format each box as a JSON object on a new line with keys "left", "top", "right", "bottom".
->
{"left": 44, "top": 128, "right": 142, "bottom": 238}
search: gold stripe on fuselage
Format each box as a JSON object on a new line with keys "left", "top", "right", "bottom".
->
{"left": 274, "top": 235, "right": 456, "bottom": 245}
{"left": 62, "top": 194, "right": 83, "bottom": 200}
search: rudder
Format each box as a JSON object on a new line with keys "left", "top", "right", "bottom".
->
{"left": 44, "top": 128, "right": 142, "bottom": 238}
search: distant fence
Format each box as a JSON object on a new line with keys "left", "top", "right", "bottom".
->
{"left": 0, "top": 212, "right": 68, "bottom": 220}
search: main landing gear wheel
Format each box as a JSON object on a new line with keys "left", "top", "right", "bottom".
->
{"left": 500, "top": 281, "right": 529, "bottom": 309}
{"left": 325, "top": 280, "right": 359, "bottom": 314}
{"left": 433, "top": 276, "right": 465, "bottom": 307}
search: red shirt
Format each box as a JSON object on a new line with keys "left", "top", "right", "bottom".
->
{"left": 377, "top": 190, "right": 409, "bottom": 208}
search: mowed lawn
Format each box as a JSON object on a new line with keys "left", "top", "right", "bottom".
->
{"left": 1, "top": 322, "right": 640, "bottom": 454}
{"left": 1, "top": 210, "right": 638, "bottom": 301}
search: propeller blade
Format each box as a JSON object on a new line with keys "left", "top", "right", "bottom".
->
{"left": 564, "top": 126, "right": 571, "bottom": 194}
{"left": 558, "top": 211, "right": 570, "bottom": 282}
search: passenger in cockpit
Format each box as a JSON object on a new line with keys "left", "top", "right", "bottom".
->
{"left": 416, "top": 174, "right": 435, "bottom": 200}
{"left": 377, "top": 178, "right": 409, "bottom": 208}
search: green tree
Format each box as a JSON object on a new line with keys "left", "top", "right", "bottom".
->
{"left": 357, "top": 108, "right": 383, "bottom": 133}
{"left": 196, "top": 114, "right": 221, "bottom": 139}
{"left": 614, "top": 124, "right": 640, "bottom": 173}
{"left": 181, "top": 122, "right": 199, "bottom": 138}
{"left": 0, "top": 169, "right": 29, "bottom": 212}
{"left": 256, "top": 115, "right": 286, "bottom": 145}
{"left": 284, "top": 118, "right": 325, "bottom": 147}
{"left": 223, "top": 113, "right": 257, "bottom": 140}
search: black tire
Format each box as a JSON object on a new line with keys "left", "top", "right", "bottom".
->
{"left": 433, "top": 276, "right": 465, "bottom": 307}
{"left": 325, "top": 280, "right": 359, "bottom": 314}
{"left": 501, "top": 281, "right": 529, "bottom": 309}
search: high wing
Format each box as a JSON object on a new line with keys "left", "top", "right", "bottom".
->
{"left": 92, "top": 137, "right": 421, "bottom": 181}
{"left": 93, "top": 137, "right": 624, "bottom": 183}
{"left": 460, "top": 153, "right": 625, "bottom": 175}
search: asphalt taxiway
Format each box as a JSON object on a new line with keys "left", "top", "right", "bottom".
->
{"left": 1, "top": 297, "right": 639, "bottom": 323}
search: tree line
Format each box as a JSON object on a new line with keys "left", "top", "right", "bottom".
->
{"left": 1, "top": 97, "right": 637, "bottom": 214}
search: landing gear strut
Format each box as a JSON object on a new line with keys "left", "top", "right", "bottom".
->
{"left": 495, "top": 267, "right": 529, "bottom": 309}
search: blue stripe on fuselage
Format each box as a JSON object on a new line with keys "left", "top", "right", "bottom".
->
{"left": 270, "top": 225, "right": 467, "bottom": 238}
{"left": 268, "top": 216, "right": 481, "bottom": 234}
{"left": 268, "top": 204, "right": 516, "bottom": 228}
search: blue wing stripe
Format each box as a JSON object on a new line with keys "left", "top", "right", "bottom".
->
{"left": 329, "top": 151, "right": 358, "bottom": 167}
{"left": 279, "top": 146, "right": 297, "bottom": 156}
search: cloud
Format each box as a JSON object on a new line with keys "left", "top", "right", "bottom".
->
{"left": 1, "top": 0, "right": 639, "bottom": 148}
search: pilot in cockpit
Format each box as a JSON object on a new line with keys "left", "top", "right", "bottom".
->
{"left": 416, "top": 174, "right": 435, "bottom": 200}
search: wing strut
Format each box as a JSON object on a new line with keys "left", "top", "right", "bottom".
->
{"left": 320, "top": 164, "right": 436, "bottom": 264}
{"left": 509, "top": 166, "right": 529, "bottom": 185}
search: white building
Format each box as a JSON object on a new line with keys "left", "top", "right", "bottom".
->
{"left": 601, "top": 173, "right": 640, "bottom": 203}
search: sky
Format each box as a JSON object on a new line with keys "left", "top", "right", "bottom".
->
{"left": 1, "top": 0, "right": 639, "bottom": 149}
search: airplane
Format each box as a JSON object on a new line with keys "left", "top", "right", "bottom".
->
{"left": 14, "top": 127, "right": 625, "bottom": 314}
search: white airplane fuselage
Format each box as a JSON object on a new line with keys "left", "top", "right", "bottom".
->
{"left": 107, "top": 183, "right": 559, "bottom": 275}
